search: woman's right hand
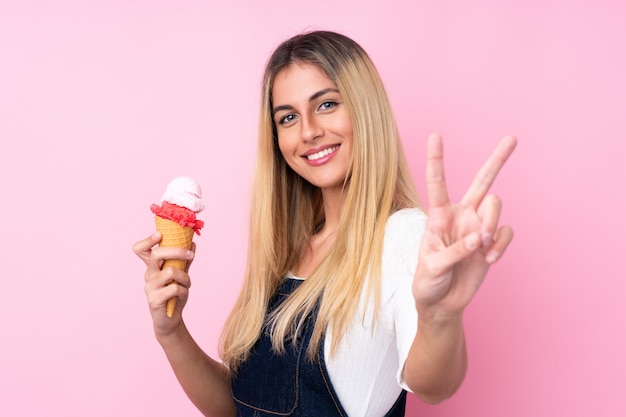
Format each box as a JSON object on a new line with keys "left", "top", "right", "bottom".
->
{"left": 132, "top": 232, "right": 196, "bottom": 339}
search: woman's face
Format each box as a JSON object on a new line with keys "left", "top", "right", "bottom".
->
{"left": 272, "top": 62, "right": 353, "bottom": 192}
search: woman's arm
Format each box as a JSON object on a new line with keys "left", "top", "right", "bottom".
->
{"left": 157, "top": 320, "right": 236, "bottom": 417}
{"left": 403, "top": 309, "right": 467, "bottom": 403}
{"left": 133, "top": 233, "right": 236, "bottom": 417}
{"left": 405, "top": 134, "right": 517, "bottom": 403}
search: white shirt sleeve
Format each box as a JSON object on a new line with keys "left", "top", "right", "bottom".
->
{"left": 379, "top": 208, "right": 427, "bottom": 391}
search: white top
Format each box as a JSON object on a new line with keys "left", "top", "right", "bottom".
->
{"left": 287, "top": 208, "right": 427, "bottom": 416}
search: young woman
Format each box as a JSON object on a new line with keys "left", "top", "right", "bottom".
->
{"left": 133, "top": 30, "right": 516, "bottom": 417}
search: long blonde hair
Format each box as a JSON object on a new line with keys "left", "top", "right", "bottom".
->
{"left": 220, "top": 31, "right": 421, "bottom": 371}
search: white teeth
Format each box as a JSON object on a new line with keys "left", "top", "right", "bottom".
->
{"left": 306, "top": 145, "right": 339, "bottom": 161}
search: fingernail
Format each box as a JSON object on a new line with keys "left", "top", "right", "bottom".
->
{"left": 481, "top": 232, "right": 493, "bottom": 248}
{"left": 465, "top": 233, "right": 479, "bottom": 250}
{"left": 187, "top": 250, "right": 195, "bottom": 259}
{"left": 486, "top": 251, "right": 499, "bottom": 263}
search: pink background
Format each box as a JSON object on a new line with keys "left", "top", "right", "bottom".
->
{"left": 1, "top": 1, "right": 624, "bottom": 416}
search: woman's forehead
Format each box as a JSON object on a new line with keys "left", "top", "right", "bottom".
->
{"left": 272, "top": 63, "right": 337, "bottom": 105}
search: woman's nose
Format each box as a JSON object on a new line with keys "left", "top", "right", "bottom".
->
{"left": 301, "top": 114, "right": 323, "bottom": 142}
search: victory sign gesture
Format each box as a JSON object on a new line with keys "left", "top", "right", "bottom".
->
{"left": 412, "top": 134, "right": 518, "bottom": 317}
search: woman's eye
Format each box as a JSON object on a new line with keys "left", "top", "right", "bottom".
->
{"left": 319, "top": 101, "right": 337, "bottom": 111}
{"left": 278, "top": 113, "right": 296, "bottom": 125}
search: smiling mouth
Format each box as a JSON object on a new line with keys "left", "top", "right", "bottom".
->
{"left": 305, "top": 145, "right": 339, "bottom": 161}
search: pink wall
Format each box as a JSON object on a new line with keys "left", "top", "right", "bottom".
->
{"left": 1, "top": 1, "right": 624, "bottom": 416}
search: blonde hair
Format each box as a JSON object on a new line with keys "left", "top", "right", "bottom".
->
{"left": 220, "top": 31, "right": 421, "bottom": 371}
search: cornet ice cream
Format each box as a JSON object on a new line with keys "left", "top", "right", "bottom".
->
{"left": 150, "top": 176, "right": 205, "bottom": 317}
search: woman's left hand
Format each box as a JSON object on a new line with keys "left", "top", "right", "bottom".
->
{"left": 412, "top": 133, "right": 517, "bottom": 317}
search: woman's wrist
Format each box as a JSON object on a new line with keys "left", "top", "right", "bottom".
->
{"left": 155, "top": 320, "right": 188, "bottom": 348}
{"left": 416, "top": 303, "right": 464, "bottom": 329}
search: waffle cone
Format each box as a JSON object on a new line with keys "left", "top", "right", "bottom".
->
{"left": 154, "top": 216, "right": 194, "bottom": 317}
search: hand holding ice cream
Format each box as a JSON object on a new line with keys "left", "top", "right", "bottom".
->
{"left": 151, "top": 176, "right": 205, "bottom": 317}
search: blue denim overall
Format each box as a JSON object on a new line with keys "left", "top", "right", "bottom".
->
{"left": 231, "top": 278, "right": 407, "bottom": 416}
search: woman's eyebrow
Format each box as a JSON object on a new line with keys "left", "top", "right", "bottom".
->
{"left": 309, "top": 88, "right": 339, "bottom": 102}
{"left": 272, "top": 88, "right": 340, "bottom": 114}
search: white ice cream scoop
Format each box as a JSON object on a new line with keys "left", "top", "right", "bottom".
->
{"left": 160, "top": 176, "right": 205, "bottom": 213}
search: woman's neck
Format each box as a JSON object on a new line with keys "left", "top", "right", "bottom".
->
{"left": 292, "top": 186, "right": 346, "bottom": 278}
{"left": 319, "top": 185, "right": 346, "bottom": 234}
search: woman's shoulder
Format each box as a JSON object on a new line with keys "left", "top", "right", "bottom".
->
{"left": 381, "top": 208, "right": 426, "bottom": 268}
{"left": 375, "top": 208, "right": 425, "bottom": 321}
{"left": 385, "top": 208, "right": 427, "bottom": 235}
